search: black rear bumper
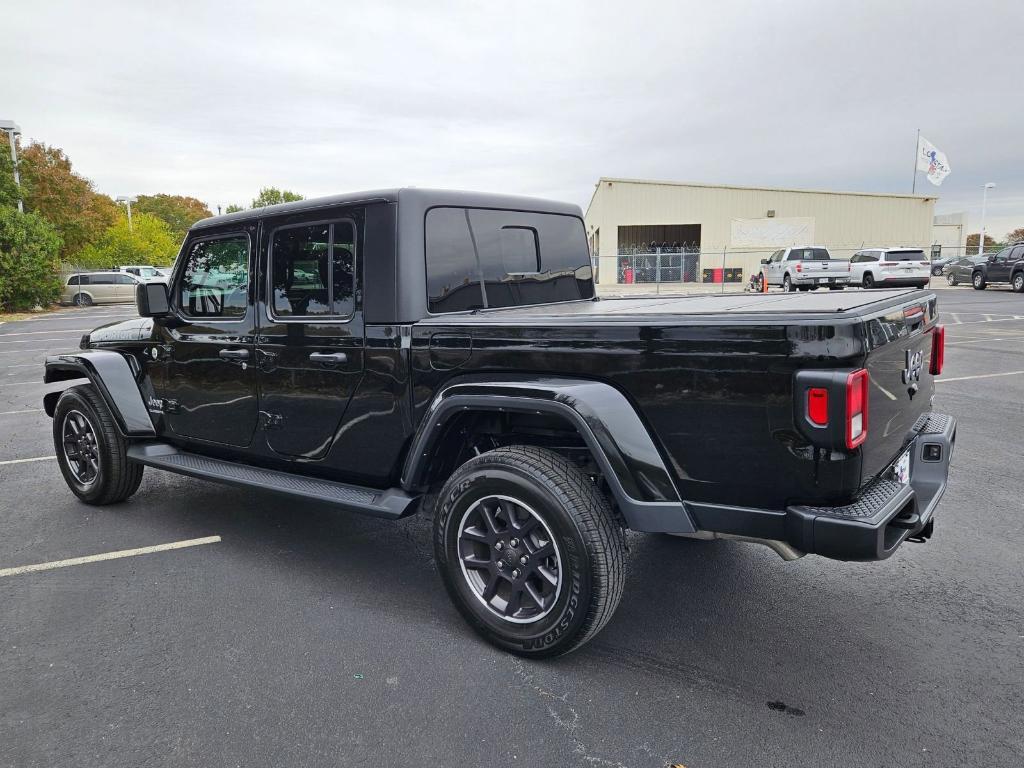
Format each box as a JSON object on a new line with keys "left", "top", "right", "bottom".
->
{"left": 685, "top": 412, "right": 956, "bottom": 561}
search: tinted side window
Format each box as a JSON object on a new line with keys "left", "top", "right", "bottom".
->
{"left": 90, "top": 274, "right": 115, "bottom": 285}
{"left": 114, "top": 274, "right": 136, "bottom": 284}
{"left": 67, "top": 275, "right": 89, "bottom": 286}
{"left": 178, "top": 235, "right": 249, "bottom": 318}
{"left": 425, "top": 207, "right": 594, "bottom": 313}
{"left": 270, "top": 221, "right": 356, "bottom": 319}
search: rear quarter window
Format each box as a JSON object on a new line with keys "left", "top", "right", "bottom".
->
{"left": 425, "top": 207, "right": 594, "bottom": 313}
{"left": 884, "top": 250, "right": 926, "bottom": 262}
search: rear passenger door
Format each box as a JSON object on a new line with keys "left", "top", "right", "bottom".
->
{"left": 255, "top": 208, "right": 365, "bottom": 460}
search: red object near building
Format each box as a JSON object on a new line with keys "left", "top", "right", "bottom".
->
{"left": 624, "top": 267, "right": 634, "bottom": 284}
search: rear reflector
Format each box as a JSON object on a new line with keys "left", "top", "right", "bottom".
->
{"left": 930, "top": 325, "right": 945, "bottom": 375}
{"left": 807, "top": 388, "right": 829, "bottom": 425}
{"left": 845, "top": 369, "right": 868, "bottom": 449}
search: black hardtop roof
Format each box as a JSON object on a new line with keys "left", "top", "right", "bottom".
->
{"left": 191, "top": 188, "right": 583, "bottom": 231}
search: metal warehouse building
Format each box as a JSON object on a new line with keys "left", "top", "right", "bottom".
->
{"left": 584, "top": 178, "right": 937, "bottom": 286}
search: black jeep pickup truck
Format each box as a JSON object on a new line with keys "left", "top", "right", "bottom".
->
{"left": 43, "top": 189, "right": 955, "bottom": 657}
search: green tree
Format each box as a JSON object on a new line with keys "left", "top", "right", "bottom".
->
{"left": 251, "top": 187, "right": 304, "bottom": 208}
{"left": 18, "top": 142, "right": 118, "bottom": 260}
{"left": 133, "top": 194, "right": 212, "bottom": 240}
{"left": 77, "top": 212, "right": 179, "bottom": 269}
{"left": 0, "top": 208, "right": 63, "bottom": 311}
{"left": 225, "top": 204, "right": 245, "bottom": 214}
{"left": 1006, "top": 227, "right": 1024, "bottom": 244}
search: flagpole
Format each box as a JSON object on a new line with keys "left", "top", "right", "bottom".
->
{"left": 912, "top": 128, "right": 920, "bottom": 194}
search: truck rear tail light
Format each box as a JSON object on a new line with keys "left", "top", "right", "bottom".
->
{"left": 845, "top": 369, "right": 868, "bottom": 449}
{"left": 807, "top": 388, "right": 829, "bottom": 425}
{"left": 930, "top": 325, "right": 945, "bottom": 375}
{"left": 795, "top": 263, "right": 803, "bottom": 272}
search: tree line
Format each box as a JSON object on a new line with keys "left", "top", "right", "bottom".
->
{"left": 0, "top": 138, "right": 302, "bottom": 311}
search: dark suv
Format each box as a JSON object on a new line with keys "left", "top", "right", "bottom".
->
{"left": 968, "top": 244, "right": 1024, "bottom": 290}
{"left": 42, "top": 188, "right": 956, "bottom": 657}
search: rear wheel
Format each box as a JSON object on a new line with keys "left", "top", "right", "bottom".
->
{"left": 433, "top": 445, "right": 626, "bottom": 658}
{"left": 73, "top": 293, "right": 92, "bottom": 307}
{"left": 783, "top": 274, "right": 794, "bottom": 292}
{"left": 1013, "top": 272, "right": 1024, "bottom": 293}
{"left": 53, "top": 385, "right": 144, "bottom": 505}
{"left": 972, "top": 271, "right": 986, "bottom": 290}
{"left": 862, "top": 272, "right": 875, "bottom": 289}
{"left": 947, "top": 272, "right": 959, "bottom": 286}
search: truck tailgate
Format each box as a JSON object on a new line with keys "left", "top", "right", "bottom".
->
{"left": 859, "top": 297, "right": 939, "bottom": 483}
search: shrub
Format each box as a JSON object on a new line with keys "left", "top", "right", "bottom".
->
{"left": 0, "top": 208, "right": 63, "bottom": 311}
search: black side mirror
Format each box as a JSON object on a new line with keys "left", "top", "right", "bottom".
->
{"left": 136, "top": 282, "right": 170, "bottom": 317}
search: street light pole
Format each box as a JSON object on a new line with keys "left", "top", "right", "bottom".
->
{"left": 979, "top": 183, "right": 996, "bottom": 256}
{"left": 0, "top": 120, "right": 23, "bottom": 213}
{"left": 116, "top": 195, "right": 138, "bottom": 232}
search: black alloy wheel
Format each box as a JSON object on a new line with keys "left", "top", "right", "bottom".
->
{"left": 456, "top": 495, "right": 562, "bottom": 624}
{"left": 434, "top": 445, "right": 625, "bottom": 657}
{"left": 862, "top": 273, "right": 875, "bottom": 289}
{"left": 61, "top": 410, "right": 100, "bottom": 487}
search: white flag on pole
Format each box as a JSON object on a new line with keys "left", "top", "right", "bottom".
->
{"left": 916, "top": 135, "right": 951, "bottom": 186}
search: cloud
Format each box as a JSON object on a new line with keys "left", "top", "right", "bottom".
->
{"left": 2, "top": 0, "right": 1020, "bottom": 233}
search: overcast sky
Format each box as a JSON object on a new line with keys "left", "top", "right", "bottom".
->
{"left": 3, "top": 0, "right": 1021, "bottom": 238}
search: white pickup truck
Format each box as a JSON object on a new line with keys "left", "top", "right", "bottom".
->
{"left": 760, "top": 246, "right": 851, "bottom": 292}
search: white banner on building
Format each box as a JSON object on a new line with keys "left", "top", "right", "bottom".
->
{"left": 916, "top": 136, "right": 951, "bottom": 186}
{"left": 730, "top": 217, "right": 816, "bottom": 248}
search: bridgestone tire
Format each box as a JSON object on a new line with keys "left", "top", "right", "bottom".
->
{"left": 53, "top": 385, "right": 144, "bottom": 505}
{"left": 973, "top": 272, "right": 986, "bottom": 290}
{"left": 433, "top": 445, "right": 626, "bottom": 658}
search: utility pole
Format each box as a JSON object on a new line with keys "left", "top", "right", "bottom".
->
{"left": 978, "top": 183, "right": 995, "bottom": 255}
{"left": 0, "top": 120, "right": 23, "bottom": 213}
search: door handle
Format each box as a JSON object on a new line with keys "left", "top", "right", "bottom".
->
{"left": 219, "top": 349, "right": 250, "bottom": 360}
{"left": 308, "top": 352, "right": 348, "bottom": 364}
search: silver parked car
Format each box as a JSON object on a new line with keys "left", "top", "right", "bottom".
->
{"left": 61, "top": 272, "right": 142, "bottom": 306}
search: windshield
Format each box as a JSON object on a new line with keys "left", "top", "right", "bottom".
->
{"left": 885, "top": 250, "right": 926, "bottom": 262}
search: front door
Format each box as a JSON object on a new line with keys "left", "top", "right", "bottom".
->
{"left": 255, "top": 210, "right": 365, "bottom": 460}
{"left": 159, "top": 226, "right": 259, "bottom": 447}
{"left": 989, "top": 249, "right": 1013, "bottom": 282}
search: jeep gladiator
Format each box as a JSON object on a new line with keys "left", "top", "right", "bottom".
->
{"left": 43, "top": 188, "right": 955, "bottom": 657}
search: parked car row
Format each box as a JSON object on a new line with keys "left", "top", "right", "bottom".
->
{"left": 759, "top": 246, "right": 930, "bottom": 291}
{"left": 943, "top": 244, "right": 1024, "bottom": 292}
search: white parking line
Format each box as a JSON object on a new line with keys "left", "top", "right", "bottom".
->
{"left": 0, "top": 536, "right": 222, "bottom": 578}
{"left": 0, "top": 409, "right": 44, "bottom": 416}
{"left": 937, "top": 370, "right": 1024, "bottom": 383}
{"left": 0, "top": 455, "right": 55, "bottom": 465}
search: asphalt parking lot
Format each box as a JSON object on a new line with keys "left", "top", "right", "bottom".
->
{"left": 1, "top": 287, "right": 1022, "bottom": 768}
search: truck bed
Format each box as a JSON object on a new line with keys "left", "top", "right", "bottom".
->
{"left": 417, "top": 288, "right": 928, "bottom": 325}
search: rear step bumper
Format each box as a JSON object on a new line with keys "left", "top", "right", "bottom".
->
{"left": 686, "top": 412, "right": 956, "bottom": 561}
{"left": 126, "top": 442, "right": 418, "bottom": 519}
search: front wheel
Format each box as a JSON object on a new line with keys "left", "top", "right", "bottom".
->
{"left": 1012, "top": 272, "right": 1024, "bottom": 293}
{"left": 73, "top": 293, "right": 92, "bottom": 307}
{"left": 53, "top": 385, "right": 144, "bottom": 505}
{"left": 433, "top": 445, "right": 626, "bottom": 658}
{"left": 973, "top": 272, "right": 986, "bottom": 290}
{"left": 947, "top": 272, "right": 959, "bottom": 286}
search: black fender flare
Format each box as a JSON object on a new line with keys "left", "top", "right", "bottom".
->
{"left": 401, "top": 377, "right": 696, "bottom": 534}
{"left": 43, "top": 350, "right": 155, "bottom": 436}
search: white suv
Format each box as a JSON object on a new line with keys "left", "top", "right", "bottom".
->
{"left": 849, "top": 249, "right": 930, "bottom": 289}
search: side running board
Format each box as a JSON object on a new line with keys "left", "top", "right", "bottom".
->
{"left": 126, "top": 442, "right": 417, "bottom": 520}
